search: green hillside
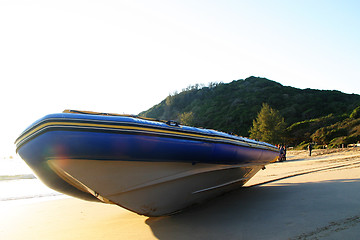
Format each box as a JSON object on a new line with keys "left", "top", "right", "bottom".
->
{"left": 140, "top": 77, "right": 360, "bottom": 146}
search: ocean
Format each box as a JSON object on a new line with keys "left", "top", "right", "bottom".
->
{"left": 0, "top": 155, "right": 65, "bottom": 205}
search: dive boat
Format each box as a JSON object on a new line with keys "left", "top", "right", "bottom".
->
{"left": 15, "top": 110, "right": 279, "bottom": 216}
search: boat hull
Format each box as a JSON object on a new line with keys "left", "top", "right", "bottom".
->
{"left": 15, "top": 111, "right": 279, "bottom": 216}
{"left": 47, "top": 158, "right": 263, "bottom": 216}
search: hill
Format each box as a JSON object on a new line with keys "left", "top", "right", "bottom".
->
{"left": 139, "top": 77, "right": 360, "bottom": 146}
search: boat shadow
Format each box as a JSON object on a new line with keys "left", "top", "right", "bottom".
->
{"left": 145, "top": 178, "right": 360, "bottom": 240}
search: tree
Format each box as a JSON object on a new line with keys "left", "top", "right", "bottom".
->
{"left": 249, "top": 103, "right": 286, "bottom": 144}
{"left": 179, "top": 112, "right": 195, "bottom": 126}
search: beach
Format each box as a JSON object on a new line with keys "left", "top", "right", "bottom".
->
{"left": 1, "top": 148, "right": 360, "bottom": 240}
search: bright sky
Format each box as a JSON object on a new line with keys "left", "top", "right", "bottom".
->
{"left": 1, "top": 0, "right": 360, "bottom": 155}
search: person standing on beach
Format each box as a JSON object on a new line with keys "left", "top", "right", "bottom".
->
{"left": 308, "top": 143, "right": 312, "bottom": 156}
{"left": 278, "top": 145, "right": 286, "bottom": 161}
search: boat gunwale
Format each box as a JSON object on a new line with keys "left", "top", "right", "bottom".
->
{"left": 15, "top": 115, "right": 279, "bottom": 152}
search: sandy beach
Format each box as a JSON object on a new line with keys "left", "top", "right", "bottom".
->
{"left": 1, "top": 148, "right": 360, "bottom": 240}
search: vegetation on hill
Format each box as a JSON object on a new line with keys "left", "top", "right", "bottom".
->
{"left": 310, "top": 106, "right": 360, "bottom": 148}
{"left": 139, "top": 77, "right": 360, "bottom": 147}
{"left": 285, "top": 113, "right": 348, "bottom": 146}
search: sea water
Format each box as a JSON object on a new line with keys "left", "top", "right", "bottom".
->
{"left": 0, "top": 155, "right": 65, "bottom": 206}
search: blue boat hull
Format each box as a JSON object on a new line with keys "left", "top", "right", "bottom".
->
{"left": 15, "top": 110, "right": 279, "bottom": 216}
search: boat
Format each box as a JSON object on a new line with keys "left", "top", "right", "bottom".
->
{"left": 15, "top": 109, "right": 279, "bottom": 216}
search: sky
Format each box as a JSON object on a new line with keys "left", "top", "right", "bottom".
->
{"left": 1, "top": 0, "right": 360, "bottom": 156}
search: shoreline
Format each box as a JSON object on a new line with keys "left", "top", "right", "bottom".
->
{"left": 1, "top": 148, "right": 360, "bottom": 239}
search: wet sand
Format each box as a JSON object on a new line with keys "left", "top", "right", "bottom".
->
{"left": 1, "top": 148, "right": 360, "bottom": 239}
